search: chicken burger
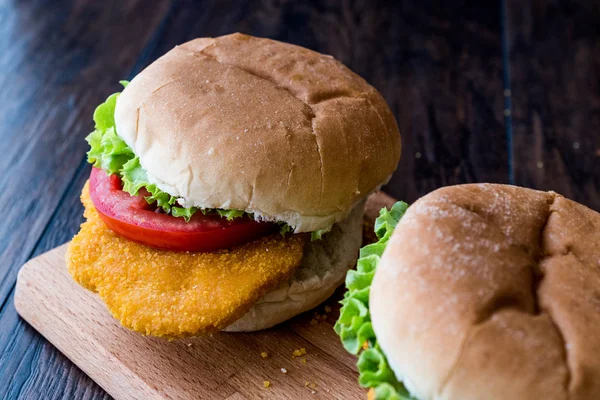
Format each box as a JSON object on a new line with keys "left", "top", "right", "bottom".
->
{"left": 66, "top": 33, "right": 401, "bottom": 338}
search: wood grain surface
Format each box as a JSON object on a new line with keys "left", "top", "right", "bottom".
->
{"left": 1, "top": 0, "right": 598, "bottom": 398}
{"left": 0, "top": 2, "right": 171, "bottom": 398}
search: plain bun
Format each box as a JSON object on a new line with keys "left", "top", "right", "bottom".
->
{"left": 370, "top": 183, "right": 600, "bottom": 400}
{"left": 114, "top": 33, "right": 400, "bottom": 232}
{"left": 226, "top": 199, "right": 364, "bottom": 331}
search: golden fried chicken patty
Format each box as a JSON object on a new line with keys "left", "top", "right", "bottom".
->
{"left": 66, "top": 183, "right": 306, "bottom": 337}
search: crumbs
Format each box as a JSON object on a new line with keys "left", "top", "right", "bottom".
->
{"left": 292, "top": 347, "right": 309, "bottom": 365}
{"left": 259, "top": 347, "right": 322, "bottom": 393}
{"left": 305, "top": 381, "right": 318, "bottom": 394}
{"left": 257, "top": 305, "right": 339, "bottom": 393}
{"left": 292, "top": 348, "right": 307, "bottom": 358}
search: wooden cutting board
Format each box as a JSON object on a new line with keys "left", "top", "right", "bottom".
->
{"left": 14, "top": 192, "right": 396, "bottom": 400}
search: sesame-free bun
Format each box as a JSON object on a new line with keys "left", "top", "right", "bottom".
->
{"left": 225, "top": 199, "right": 364, "bottom": 331}
{"left": 370, "top": 184, "right": 600, "bottom": 400}
{"left": 114, "top": 33, "right": 401, "bottom": 232}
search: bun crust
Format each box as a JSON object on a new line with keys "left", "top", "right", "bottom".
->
{"left": 114, "top": 33, "right": 400, "bottom": 232}
{"left": 225, "top": 200, "right": 364, "bottom": 331}
{"left": 370, "top": 184, "right": 600, "bottom": 400}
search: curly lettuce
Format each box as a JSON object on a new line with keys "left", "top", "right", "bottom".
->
{"left": 334, "top": 201, "right": 415, "bottom": 400}
{"left": 310, "top": 229, "right": 327, "bottom": 241}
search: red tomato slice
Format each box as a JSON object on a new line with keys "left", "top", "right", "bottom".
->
{"left": 88, "top": 167, "right": 277, "bottom": 252}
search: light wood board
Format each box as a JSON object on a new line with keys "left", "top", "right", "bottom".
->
{"left": 14, "top": 192, "right": 397, "bottom": 400}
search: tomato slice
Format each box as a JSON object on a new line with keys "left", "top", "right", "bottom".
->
{"left": 88, "top": 167, "right": 277, "bottom": 252}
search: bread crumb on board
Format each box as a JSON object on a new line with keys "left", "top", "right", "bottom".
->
{"left": 304, "top": 381, "right": 318, "bottom": 394}
{"left": 260, "top": 351, "right": 269, "bottom": 359}
{"left": 292, "top": 348, "right": 307, "bottom": 358}
{"left": 263, "top": 381, "right": 271, "bottom": 388}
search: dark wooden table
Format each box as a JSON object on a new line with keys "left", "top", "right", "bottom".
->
{"left": 1, "top": 0, "right": 598, "bottom": 398}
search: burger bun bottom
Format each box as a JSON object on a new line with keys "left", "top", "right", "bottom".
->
{"left": 224, "top": 201, "right": 364, "bottom": 332}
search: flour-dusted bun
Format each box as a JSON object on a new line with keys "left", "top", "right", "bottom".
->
{"left": 370, "top": 184, "right": 600, "bottom": 400}
{"left": 114, "top": 33, "right": 401, "bottom": 232}
{"left": 226, "top": 199, "right": 364, "bottom": 331}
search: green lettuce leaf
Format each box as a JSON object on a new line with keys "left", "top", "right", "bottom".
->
{"left": 374, "top": 202, "right": 408, "bottom": 239}
{"left": 120, "top": 157, "right": 148, "bottom": 195}
{"left": 278, "top": 223, "right": 292, "bottom": 237}
{"left": 86, "top": 126, "right": 133, "bottom": 173}
{"left": 334, "top": 201, "right": 415, "bottom": 400}
{"left": 93, "top": 93, "right": 119, "bottom": 131}
{"left": 119, "top": 156, "right": 184, "bottom": 217}
{"left": 217, "top": 209, "right": 246, "bottom": 220}
{"left": 172, "top": 206, "right": 198, "bottom": 221}
{"left": 311, "top": 229, "right": 327, "bottom": 241}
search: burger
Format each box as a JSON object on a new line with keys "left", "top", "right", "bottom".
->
{"left": 66, "top": 33, "right": 401, "bottom": 337}
{"left": 335, "top": 184, "right": 600, "bottom": 399}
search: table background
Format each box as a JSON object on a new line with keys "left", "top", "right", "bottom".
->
{"left": 1, "top": 0, "right": 599, "bottom": 398}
